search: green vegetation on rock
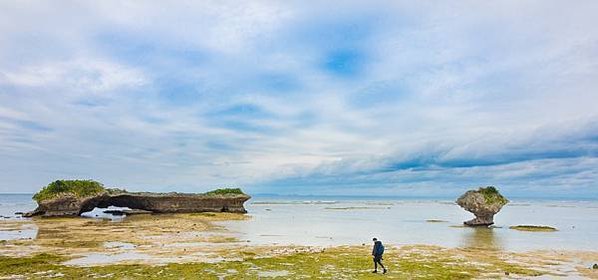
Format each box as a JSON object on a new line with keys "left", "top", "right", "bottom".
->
{"left": 32, "top": 180, "right": 105, "bottom": 203}
{"left": 31, "top": 181, "right": 247, "bottom": 203}
{"left": 478, "top": 186, "right": 508, "bottom": 205}
{"left": 509, "top": 225, "right": 558, "bottom": 232}
{"left": 205, "top": 188, "right": 245, "bottom": 196}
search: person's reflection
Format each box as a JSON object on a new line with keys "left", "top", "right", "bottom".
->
{"left": 460, "top": 227, "right": 503, "bottom": 250}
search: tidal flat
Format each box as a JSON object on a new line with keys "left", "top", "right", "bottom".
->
{"left": 0, "top": 213, "right": 248, "bottom": 261}
{"left": 1, "top": 213, "right": 598, "bottom": 279}
{"left": 2, "top": 195, "right": 598, "bottom": 279}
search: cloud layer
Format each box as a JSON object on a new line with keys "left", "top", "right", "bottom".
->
{"left": 1, "top": 1, "right": 597, "bottom": 197}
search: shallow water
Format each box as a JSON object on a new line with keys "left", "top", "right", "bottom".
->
{"left": 0, "top": 194, "right": 35, "bottom": 219}
{"left": 1, "top": 194, "right": 597, "bottom": 252}
{"left": 219, "top": 196, "right": 598, "bottom": 252}
{"left": 63, "top": 251, "right": 153, "bottom": 266}
{"left": 80, "top": 206, "right": 130, "bottom": 221}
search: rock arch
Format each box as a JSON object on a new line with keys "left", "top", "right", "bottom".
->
{"left": 25, "top": 192, "right": 250, "bottom": 217}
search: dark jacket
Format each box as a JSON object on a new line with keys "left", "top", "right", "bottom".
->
{"left": 372, "top": 241, "right": 384, "bottom": 256}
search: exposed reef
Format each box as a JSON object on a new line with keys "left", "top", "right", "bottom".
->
{"left": 509, "top": 225, "right": 558, "bottom": 232}
{"left": 456, "top": 186, "right": 508, "bottom": 227}
{"left": 24, "top": 180, "right": 250, "bottom": 217}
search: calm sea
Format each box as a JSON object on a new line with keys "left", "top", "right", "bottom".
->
{"left": 0, "top": 194, "right": 35, "bottom": 218}
{"left": 1, "top": 194, "right": 597, "bottom": 252}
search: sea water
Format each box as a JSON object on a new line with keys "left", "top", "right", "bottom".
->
{"left": 218, "top": 195, "right": 598, "bottom": 252}
{"left": 1, "top": 194, "right": 597, "bottom": 252}
{"left": 0, "top": 194, "right": 35, "bottom": 219}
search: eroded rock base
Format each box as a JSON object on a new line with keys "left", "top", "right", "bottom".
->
{"left": 464, "top": 215, "right": 495, "bottom": 226}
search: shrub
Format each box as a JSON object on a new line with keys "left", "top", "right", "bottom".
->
{"left": 32, "top": 180, "right": 105, "bottom": 203}
{"left": 205, "top": 188, "right": 245, "bottom": 196}
{"left": 478, "top": 186, "right": 508, "bottom": 205}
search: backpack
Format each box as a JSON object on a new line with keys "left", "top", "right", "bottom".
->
{"left": 379, "top": 244, "right": 385, "bottom": 255}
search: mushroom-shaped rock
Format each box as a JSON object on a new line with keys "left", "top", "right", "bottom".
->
{"left": 456, "top": 186, "right": 508, "bottom": 226}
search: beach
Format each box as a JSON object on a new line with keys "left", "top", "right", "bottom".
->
{"left": 3, "top": 0, "right": 598, "bottom": 278}
{"left": 1, "top": 194, "right": 598, "bottom": 279}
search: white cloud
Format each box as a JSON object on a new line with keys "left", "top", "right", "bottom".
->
{"left": 0, "top": 1, "right": 596, "bottom": 196}
{"left": 1, "top": 58, "right": 146, "bottom": 92}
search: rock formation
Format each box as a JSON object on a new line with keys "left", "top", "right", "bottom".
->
{"left": 456, "top": 186, "right": 508, "bottom": 226}
{"left": 24, "top": 181, "right": 250, "bottom": 217}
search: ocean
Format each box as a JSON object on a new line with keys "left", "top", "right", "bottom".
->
{"left": 2, "top": 193, "right": 597, "bottom": 252}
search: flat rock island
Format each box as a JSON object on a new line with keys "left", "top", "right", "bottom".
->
{"left": 24, "top": 180, "right": 250, "bottom": 217}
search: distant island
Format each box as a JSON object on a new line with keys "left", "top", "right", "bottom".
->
{"left": 25, "top": 180, "right": 250, "bottom": 217}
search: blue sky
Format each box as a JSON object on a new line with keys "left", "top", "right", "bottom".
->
{"left": 0, "top": 1, "right": 597, "bottom": 197}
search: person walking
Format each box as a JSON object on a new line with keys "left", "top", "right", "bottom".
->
{"left": 372, "top": 238, "right": 387, "bottom": 274}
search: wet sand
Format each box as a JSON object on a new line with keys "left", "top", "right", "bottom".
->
{"left": 1, "top": 213, "right": 598, "bottom": 279}
{"left": 0, "top": 213, "right": 247, "bottom": 262}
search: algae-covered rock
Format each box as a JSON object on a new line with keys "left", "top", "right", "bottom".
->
{"left": 456, "top": 186, "right": 508, "bottom": 226}
{"left": 509, "top": 225, "right": 558, "bottom": 232}
{"left": 25, "top": 180, "right": 251, "bottom": 217}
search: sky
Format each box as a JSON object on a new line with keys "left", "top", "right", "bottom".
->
{"left": 0, "top": 1, "right": 597, "bottom": 198}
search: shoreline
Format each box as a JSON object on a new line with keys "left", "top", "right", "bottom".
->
{"left": 1, "top": 213, "right": 598, "bottom": 279}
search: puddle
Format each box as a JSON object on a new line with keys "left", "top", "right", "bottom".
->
{"left": 0, "top": 224, "right": 37, "bottom": 241}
